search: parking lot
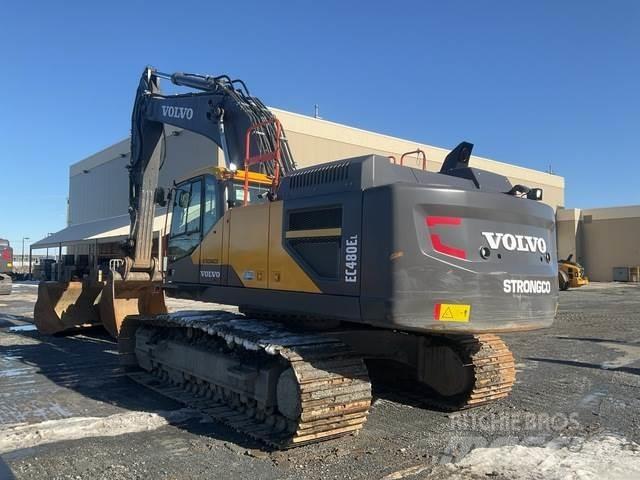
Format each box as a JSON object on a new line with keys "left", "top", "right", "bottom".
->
{"left": 1, "top": 282, "right": 639, "bottom": 479}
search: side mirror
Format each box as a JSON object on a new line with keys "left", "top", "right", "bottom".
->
{"left": 154, "top": 187, "right": 167, "bottom": 207}
{"left": 178, "top": 190, "right": 191, "bottom": 208}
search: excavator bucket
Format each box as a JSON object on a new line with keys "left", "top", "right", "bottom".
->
{"left": 99, "top": 278, "right": 167, "bottom": 339}
{"left": 34, "top": 280, "right": 103, "bottom": 335}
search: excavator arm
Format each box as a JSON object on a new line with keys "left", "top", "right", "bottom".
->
{"left": 126, "top": 67, "right": 296, "bottom": 277}
{"left": 82, "top": 67, "right": 300, "bottom": 338}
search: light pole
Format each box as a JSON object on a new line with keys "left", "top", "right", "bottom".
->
{"left": 22, "top": 237, "right": 30, "bottom": 273}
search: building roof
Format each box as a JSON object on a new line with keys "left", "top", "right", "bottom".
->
{"left": 557, "top": 205, "right": 640, "bottom": 222}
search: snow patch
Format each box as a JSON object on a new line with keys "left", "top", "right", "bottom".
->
{"left": 0, "top": 409, "right": 200, "bottom": 454}
{"left": 12, "top": 282, "right": 39, "bottom": 287}
{"left": 444, "top": 435, "right": 640, "bottom": 480}
{"left": 598, "top": 341, "right": 640, "bottom": 369}
{"left": 6, "top": 324, "right": 37, "bottom": 332}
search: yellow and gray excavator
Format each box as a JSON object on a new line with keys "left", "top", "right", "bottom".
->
{"left": 37, "top": 67, "right": 559, "bottom": 447}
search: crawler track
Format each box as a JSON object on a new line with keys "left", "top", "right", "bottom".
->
{"left": 427, "top": 333, "right": 516, "bottom": 411}
{"left": 125, "top": 313, "right": 516, "bottom": 446}
{"left": 459, "top": 334, "right": 516, "bottom": 407}
{"left": 127, "top": 311, "right": 372, "bottom": 448}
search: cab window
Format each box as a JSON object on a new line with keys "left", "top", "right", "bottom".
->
{"left": 202, "top": 176, "right": 219, "bottom": 233}
{"left": 170, "top": 180, "right": 202, "bottom": 237}
{"left": 168, "top": 178, "right": 202, "bottom": 260}
{"left": 232, "top": 183, "right": 269, "bottom": 205}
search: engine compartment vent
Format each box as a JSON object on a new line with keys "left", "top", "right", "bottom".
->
{"left": 289, "top": 207, "right": 342, "bottom": 231}
{"left": 289, "top": 162, "right": 350, "bottom": 190}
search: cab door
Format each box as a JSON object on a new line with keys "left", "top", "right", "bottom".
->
{"left": 198, "top": 176, "right": 225, "bottom": 285}
{"left": 166, "top": 177, "right": 203, "bottom": 284}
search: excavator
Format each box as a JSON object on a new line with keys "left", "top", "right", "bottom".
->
{"left": 36, "top": 67, "right": 559, "bottom": 447}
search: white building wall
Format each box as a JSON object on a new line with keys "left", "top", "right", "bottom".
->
{"left": 68, "top": 127, "right": 219, "bottom": 225}
{"left": 68, "top": 109, "right": 564, "bottom": 226}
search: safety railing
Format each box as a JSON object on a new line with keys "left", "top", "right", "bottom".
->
{"left": 400, "top": 149, "right": 427, "bottom": 170}
{"left": 243, "top": 119, "right": 282, "bottom": 205}
{"left": 389, "top": 150, "right": 428, "bottom": 170}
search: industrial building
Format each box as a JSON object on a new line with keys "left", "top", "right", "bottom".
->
{"left": 557, "top": 206, "right": 640, "bottom": 281}
{"left": 32, "top": 108, "right": 638, "bottom": 281}
{"left": 64, "top": 108, "right": 566, "bottom": 225}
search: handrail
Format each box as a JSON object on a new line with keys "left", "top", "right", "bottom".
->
{"left": 243, "top": 119, "right": 282, "bottom": 205}
{"left": 400, "top": 149, "right": 427, "bottom": 170}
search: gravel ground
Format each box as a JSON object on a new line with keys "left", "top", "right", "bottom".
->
{"left": 0, "top": 282, "right": 639, "bottom": 479}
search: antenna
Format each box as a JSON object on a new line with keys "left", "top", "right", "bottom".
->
{"left": 314, "top": 104, "right": 321, "bottom": 119}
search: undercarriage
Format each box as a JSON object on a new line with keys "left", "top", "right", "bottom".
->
{"left": 123, "top": 311, "right": 515, "bottom": 448}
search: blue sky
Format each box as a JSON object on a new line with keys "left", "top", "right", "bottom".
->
{"left": 1, "top": 0, "right": 638, "bottom": 250}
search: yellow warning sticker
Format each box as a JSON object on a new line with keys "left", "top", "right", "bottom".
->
{"left": 434, "top": 303, "right": 471, "bottom": 322}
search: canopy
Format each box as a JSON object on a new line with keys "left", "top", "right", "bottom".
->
{"left": 31, "top": 214, "right": 168, "bottom": 249}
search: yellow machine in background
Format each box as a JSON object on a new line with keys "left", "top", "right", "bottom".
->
{"left": 558, "top": 254, "right": 589, "bottom": 290}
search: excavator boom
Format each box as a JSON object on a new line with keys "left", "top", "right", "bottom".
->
{"left": 126, "top": 67, "right": 296, "bottom": 275}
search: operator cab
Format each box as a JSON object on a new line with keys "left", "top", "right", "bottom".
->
{"left": 166, "top": 168, "right": 272, "bottom": 285}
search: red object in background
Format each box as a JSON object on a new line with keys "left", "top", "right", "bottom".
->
{"left": 1, "top": 247, "right": 11, "bottom": 261}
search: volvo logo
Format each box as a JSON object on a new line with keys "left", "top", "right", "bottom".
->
{"left": 161, "top": 105, "right": 194, "bottom": 120}
{"left": 482, "top": 232, "right": 547, "bottom": 253}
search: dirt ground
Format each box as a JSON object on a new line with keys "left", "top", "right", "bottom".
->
{"left": 0, "top": 282, "right": 639, "bottom": 479}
